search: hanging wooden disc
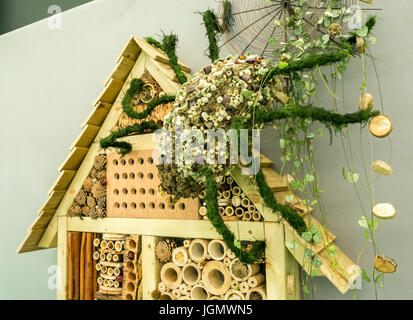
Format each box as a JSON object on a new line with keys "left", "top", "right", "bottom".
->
{"left": 371, "top": 160, "right": 393, "bottom": 175}
{"left": 358, "top": 93, "right": 374, "bottom": 110}
{"left": 372, "top": 203, "right": 396, "bottom": 220}
{"left": 374, "top": 255, "right": 397, "bottom": 273}
{"left": 369, "top": 115, "right": 393, "bottom": 138}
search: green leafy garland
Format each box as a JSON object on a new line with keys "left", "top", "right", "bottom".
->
{"left": 202, "top": 9, "right": 220, "bottom": 62}
{"left": 203, "top": 168, "right": 265, "bottom": 264}
{"left": 144, "top": 34, "right": 187, "bottom": 85}
{"left": 220, "top": 0, "right": 232, "bottom": 32}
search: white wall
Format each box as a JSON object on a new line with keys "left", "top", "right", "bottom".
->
{"left": 0, "top": 0, "right": 411, "bottom": 299}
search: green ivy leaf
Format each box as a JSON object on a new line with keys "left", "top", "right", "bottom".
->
{"left": 233, "top": 240, "right": 241, "bottom": 249}
{"left": 364, "top": 230, "right": 370, "bottom": 239}
{"left": 285, "top": 240, "right": 298, "bottom": 250}
{"left": 327, "top": 245, "right": 337, "bottom": 255}
{"left": 358, "top": 216, "right": 369, "bottom": 229}
{"left": 310, "top": 269, "right": 319, "bottom": 277}
{"left": 242, "top": 90, "right": 253, "bottom": 99}
{"left": 278, "top": 61, "right": 289, "bottom": 70}
{"left": 356, "top": 26, "right": 368, "bottom": 37}
{"left": 361, "top": 269, "right": 371, "bottom": 282}
{"left": 305, "top": 173, "right": 315, "bottom": 183}
{"left": 304, "top": 249, "right": 315, "bottom": 259}
{"left": 285, "top": 194, "right": 294, "bottom": 203}
{"left": 301, "top": 231, "right": 313, "bottom": 242}
{"left": 313, "top": 232, "right": 322, "bottom": 244}
{"left": 312, "top": 257, "right": 322, "bottom": 268}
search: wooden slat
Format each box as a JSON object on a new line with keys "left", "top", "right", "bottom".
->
{"left": 259, "top": 153, "right": 274, "bottom": 168}
{"left": 262, "top": 168, "right": 289, "bottom": 192}
{"left": 30, "top": 211, "right": 56, "bottom": 230}
{"left": 274, "top": 191, "right": 313, "bottom": 216}
{"left": 16, "top": 230, "right": 46, "bottom": 253}
{"left": 39, "top": 190, "right": 66, "bottom": 212}
{"left": 58, "top": 147, "right": 89, "bottom": 171}
{"left": 134, "top": 37, "right": 191, "bottom": 72}
{"left": 104, "top": 56, "right": 135, "bottom": 86}
{"left": 67, "top": 217, "right": 265, "bottom": 241}
{"left": 116, "top": 36, "right": 141, "bottom": 63}
{"left": 265, "top": 221, "right": 287, "bottom": 300}
{"left": 48, "top": 170, "right": 76, "bottom": 195}
{"left": 118, "top": 133, "right": 158, "bottom": 152}
{"left": 81, "top": 103, "right": 112, "bottom": 128}
{"left": 150, "top": 58, "right": 191, "bottom": 83}
{"left": 145, "top": 55, "right": 181, "bottom": 94}
{"left": 93, "top": 78, "right": 124, "bottom": 105}
{"left": 142, "top": 236, "right": 160, "bottom": 300}
{"left": 70, "top": 124, "right": 100, "bottom": 150}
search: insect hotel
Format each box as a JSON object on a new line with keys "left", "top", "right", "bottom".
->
{"left": 18, "top": 36, "right": 361, "bottom": 300}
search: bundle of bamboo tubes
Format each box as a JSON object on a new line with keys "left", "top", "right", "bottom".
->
{"left": 156, "top": 238, "right": 267, "bottom": 300}
{"left": 199, "top": 176, "right": 262, "bottom": 222}
{"left": 94, "top": 233, "right": 126, "bottom": 298}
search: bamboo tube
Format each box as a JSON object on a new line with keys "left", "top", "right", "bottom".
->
{"left": 172, "top": 247, "right": 189, "bottom": 266}
{"left": 182, "top": 263, "right": 201, "bottom": 285}
{"left": 172, "top": 288, "right": 181, "bottom": 299}
{"left": 226, "top": 249, "right": 236, "bottom": 260}
{"left": 100, "top": 253, "right": 106, "bottom": 261}
{"left": 114, "top": 280, "right": 120, "bottom": 288}
{"left": 158, "top": 282, "right": 167, "bottom": 293}
{"left": 225, "top": 206, "right": 234, "bottom": 216}
{"left": 183, "top": 240, "right": 191, "bottom": 248}
{"left": 188, "top": 239, "right": 209, "bottom": 263}
{"left": 231, "top": 280, "right": 240, "bottom": 291}
{"left": 93, "top": 251, "right": 100, "bottom": 260}
{"left": 199, "top": 206, "right": 207, "bottom": 216}
{"left": 232, "top": 186, "right": 241, "bottom": 196}
{"left": 191, "top": 285, "right": 210, "bottom": 300}
{"left": 230, "top": 260, "right": 260, "bottom": 281}
{"left": 223, "top": 257, "right": 231, "bottom": 267}
{"left": 92, "top": 234, "right": 97, "bottom": 300}
{"left": 241, "top": 197, "right": 250, "bottom": 208}
{"left": 67, "top": 232, "right": 74, "bottom": 300}
{"left": 107, "top": 241, "right": 114, "bottom": 250}
{"left": 160, "top": 263, "right": 182, "bottom": 289}
{"left": 208, "top": 240, "right": 228, "bottom": 261}
{"left": 239, "top": 281, "right": 249, "bottom": 294}
{"left": 72, "top": 232, "right": 81, "bottom": 300}
{"left": 247, "top": 273, "right": 265, "bottom": 288}
{"left": 218, "top": 207, "right": 225, "bottom": 216}
{"left": 108, "top": 280, "right": 114, "bottom": 287}
{"left": 93, "top": 238, "right": 100, "bottom": 247}
{"left": 226, "top": 177, "right": 233, "bottom": 185}
{"left": 114, "top": 241, "right": 123, "bottom": 252}
{"left": 224, "top": 289, "right": 245, "bottom": 300}
{"left": 248, "top": 204, "right": 256, "bottom": 213}
{"left": 97, "top": 277, "right": 103, "bottom": 286}
{"left": 223, "top": 190, "right": 231, "bottom": 199}
{"left": 103, "top": 279, "right": 109, "bottom": 287}
{"left": 95, "top": 263, "right": 101, "bottom": 272}
{"left": 79, "top": 233, "right": 86, "bottom": 300}
{"left": 231, "top": 196, "right": 241, "bottom": 207}
{"left": 100, "top": 265, "right": 107, "bottom": 274}
{"left": 159, "top": 292, "right": 175, "bottom": 300}
{"left": 252, "top": 211, "right": 261, "bottom": 221}
{"left": 243, "top": 211, "right": 252, "bottom": 221}
{"left": 218, "top": 199, "right": 230, "bottom": 206}
{"left": 179, "top": 283, "right": 187, "bottom": 295}
{"left": 235, "top": 207, "right": 244, "bottom": 218}
{"left": 202, "top": 261, "right": 232, "bottom": 295}
{"left": 100, "top": 240, "right": 108, "bottom": 250}
{"left": 112, "top": 254, "right": 120, "bottom": 262}
{"left": 106, "top": 253, "right": 112, "bottom": 262}
{"left": 113, "top": 267, "right": 121, "bottom": 276}
{"left": 217, "top": 191, "right": 222, "bottom": 199}
{"left": 84, "top": 233, "right": 94, "bottom": 300}
{"left": 246, "top": 285, "right": 266, "bottom": 300}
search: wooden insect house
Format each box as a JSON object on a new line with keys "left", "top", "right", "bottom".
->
{"left": 18, "top": 36, "right": 361, "bottom": 300}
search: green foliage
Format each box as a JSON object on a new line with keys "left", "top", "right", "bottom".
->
{"left": 203, "top": 168, "right": 265, "bottom": 264}
{"left": 221, "top": 0, "right": 232, "bottom": 32}
{"left": 202, "top": 9, "right": 220, "bottom": 62}
{"left": 255, "top": 169, "right": 307, "bottom": 234}
{"left": 100, "top": 121, "right": 160, "bottom": 154}
{"left": 144, "top": 34, "right": 188, "bottom": 85}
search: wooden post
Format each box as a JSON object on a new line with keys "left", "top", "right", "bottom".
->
{"left": 264, "top": 221, "right": 287, "bottom": 300}
{"left": 67, "top": 232, "right": 73, "bottom": 300}
{"left": 142, "top": 236, "right": 160, "bottom": 300}
{"left": 285, "top": 250, "right": 301, "bottom": 300}
{"left": 57, "top": 216, "right": 68, "bottom": 300}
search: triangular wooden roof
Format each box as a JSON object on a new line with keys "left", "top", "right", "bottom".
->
{"left": 17, "top": 36, "right": 191, "bottom": 254}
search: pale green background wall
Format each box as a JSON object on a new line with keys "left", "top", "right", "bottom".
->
{"left": 0, "top": 0, "right": 411, "bottom": 299}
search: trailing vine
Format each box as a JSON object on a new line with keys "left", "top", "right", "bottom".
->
{"left": 203, "top": 168, "right": 265, "bottom": 264}
{"left": 202, "top": 9, "right": 220, "bottom": 62}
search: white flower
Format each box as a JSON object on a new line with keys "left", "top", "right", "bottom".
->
{"left": 217, "top": 96, "right": 223, "bottom": 103}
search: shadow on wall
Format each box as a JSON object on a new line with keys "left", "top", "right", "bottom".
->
{"left": 0, "top": 0, "right": 93, "bottom": 35}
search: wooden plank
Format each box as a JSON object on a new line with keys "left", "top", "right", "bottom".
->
{"left": 259, "top": 153, "right": 274, "bottom": 168}
{"left": 116, "top": 36, "right": 141, "bottom": 63}
{"left": 30, "top": 211, "right": 56, "bottom": 230}
{"left": 142, "top": 236, "right": 160, "bottom": 300}
{"left": 38, "top": 52, "right": 147, "bottom": 249}
{"left": 145, "top": 55, "right": 181, "bottom": 94}
{"left": 262, "top": 168, "right": 289, "bottom": 192}
{"left": 150, "top": 58, "right": 191, "bottom": 83}
{"left": 58, "top": 147, "right": 89, "bottom": 171}
{"left": 116, "top": 133, "right": 158, "bottom": 152}
{"left": 285, "top": 250, "right": 301, "bottom": 300}
{"left": 39, "top": 190, "right": 66, "bottom": 211}
{"left": 81, "top": 103, "right": 112, "bottom": 128}
{"left": 93, "top": 78, "right": 124, "bottom": 105}
{"left": 48, "top": 170, "right": 76, "bottom": 195}
{"left": 274, "top": 191, "right": 313, "bottom": 216}
{"left": 134, "top": 37, "right": 191, "bottom": 73}
{"left": 70, "top": 125, "right": 100, "bottom": 150}
{"left": 16, "top": 229, "right": 45, "bottom": 253}
{"left": 57, "top": 216, "right": 68, "bottom": 300}
{"left": 104, "top": 56, "right": 135, "bottom": 86}
{"left": 67, "top": 217, "right": 265, "bottom": 241}
{"left": 265, "top": 221, "right": 287, "bottom": 300}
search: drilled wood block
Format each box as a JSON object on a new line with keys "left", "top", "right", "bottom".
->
{"left": 107, "top": 150, "right": 199, "bottom": 219}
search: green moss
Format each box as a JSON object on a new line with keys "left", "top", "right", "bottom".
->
{"left": 221, "top": 1, "right": 232, "bottom": 32}
{"left": 202, "top": 9, "right": 220, "bottom": 62}
{"left": 203, "top": 168, "right": 265, "bottom": 264}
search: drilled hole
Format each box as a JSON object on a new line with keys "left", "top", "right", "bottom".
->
{"left": 168, "top": 204, "right": 175, "bottom": 210}
{"left": 158, "top": 203, "right": 165, "bottom": 210}
{"left": 128, "top": 158, "right": 135, "bottom": 165}
{"left": 128, "top": 272, "right": 137, "bottom": 282}
{"left": 129, "top": 173, "right": 135, "bottom": 179}
{"left": 114, "top": 202, "right": 120, "bottom": 208}
{"left": 137, "top": 158, "right": 144, "bottom": 165}
{"left": 149, "top": 202, "right": 155, "bottom": 209}
{"left": 138, "top": 172, "right": 144, "bottom": 179}
{"left": 122, "top": 173, "right": 128, "bottom": 179}
{"left": 139, "top": 188, "right": 146, "bottom": 195}
{"left": 148, "top": 157, "right": 154, "bottom": 164}
{"left": 131, "top": 188, "right": 137, "bottom": 195}
{"left": 113, "top": 189, "right": 119, "bottom": 195}
{"left": 122, "top": 188, "right": 128, "bottom": 195}
{"left": 113, "top": 159, "right": 119, "bottom": 166}
{"left": 140, "top": 203, "right": 146, "bottom": 209}
{"left": 149, "top": 188, "right": 155, "bottom": 195}
{"left": 148, "top": 173, "right": 154, "bottom": 180}
{"left": 179, "top": 203, "right": 186, "bottom": 210}
{"left": 122, "top": 202, "right": 128, "bottom": 209}
{"left": 120, "top": 159, "right": 126, "bottom": 166}
{"left": 114, "top": 173, "right": 120, "bottom": 179}
{"left": 131, "top": 202, "right": 137, "bottom": 209}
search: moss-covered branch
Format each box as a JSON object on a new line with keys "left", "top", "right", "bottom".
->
{"left": 100, "top": 121, "right": 160, "bottom": 154}
{"left": 204, "top": 168, "right": 265, "bottom": 264}
{"left": 202, "top": 9, "right": 220, "bottom": 62}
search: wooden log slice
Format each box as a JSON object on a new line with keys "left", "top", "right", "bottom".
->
{"left": 372, "top": 203, "right": 396, "bottom": 219}
{"left": 371, "top": 160, "right": 393, "bottom": 175}
{"left": 369, "top": 115, "right": 393, "bottom": 138}
{"left": 374, "top": 255, "right": 397, "bottom": 273}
